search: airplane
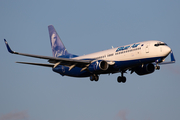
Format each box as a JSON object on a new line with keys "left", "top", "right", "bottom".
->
{"left": 4, "top": 25, "right": 176, "bottom": 83}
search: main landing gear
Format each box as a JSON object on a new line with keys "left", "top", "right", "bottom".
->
{"left": 90, "top": 74, "right": 99, "bottom": 81}
{"left": 117, "top": 71, "right": 126, "bottom": 83}
{"left": 89, "top": 72, "right": 127, "bottom": 83}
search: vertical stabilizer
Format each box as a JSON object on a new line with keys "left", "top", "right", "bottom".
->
{"left": 48, "top": 25, "right": 68, "bottom": 57}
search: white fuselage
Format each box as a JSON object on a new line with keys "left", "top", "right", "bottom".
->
{"left": 74, "top": 40, "right": 171, "bottom": 62}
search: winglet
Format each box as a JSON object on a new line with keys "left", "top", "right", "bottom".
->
{"left": 4, "top": 39, "right": 15, "bottom": 53}
{"left": 170, "top": 50, "right": 175, "bottom": 62}
{"left": 158, "top": 50, "right": 175, "bottom": 65}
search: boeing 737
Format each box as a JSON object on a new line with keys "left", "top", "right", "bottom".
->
{"left": 4, "top": 25, "right": 176, "bottom": 83}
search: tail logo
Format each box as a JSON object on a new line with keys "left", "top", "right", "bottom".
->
{"left": 51, "top": 32, "right": 66, "bottom": 57}
{"left": 48, "top": 25, "right": 67, "bottom": 57}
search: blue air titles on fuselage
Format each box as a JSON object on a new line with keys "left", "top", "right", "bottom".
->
{"left": 116, "top": 43, "right": 140, "bottom": 52}
{"left": 94, "top": 43, "right": 142, "bottom": 60}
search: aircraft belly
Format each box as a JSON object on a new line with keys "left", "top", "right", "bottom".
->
{"left": 52, "top": 65, "right": 91, "bottom": 77}
{"left": 114, "top": 56, "right": 165, "bottom": 70}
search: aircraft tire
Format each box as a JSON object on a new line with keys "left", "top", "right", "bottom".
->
{"left": 90, "top": 75, "right": 95, "bottom": 81}
{"left": 117, "top": 76, "right": 122, "bottom": 83}
{"left": 117, "top": 76, "right": 126, "bottom": 83}
{"left": 90, "top": 74, "right": 99, "bottom": 81}
{"left": 156, "top": 66, "right": 160, "bottom": 70}
{"left": 94, "top": 75, "right": 99, "bottom": 81}
{"left": 121, "top": 77, "right": 126, "bottom": 83}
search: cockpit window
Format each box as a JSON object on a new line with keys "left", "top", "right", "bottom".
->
{"left": 154, "top": 42, "right": 167, "bottom": 47}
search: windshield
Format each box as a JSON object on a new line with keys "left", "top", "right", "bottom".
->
{"left": 154, "top": 42, "right": 167, "bottom": 47}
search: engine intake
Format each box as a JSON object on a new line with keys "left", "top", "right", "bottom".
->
{"left": 88, "top": 60, "right": 109, "bottom": 73}
{"left": 135, "top": 63, "right": 155, "bottom": 75}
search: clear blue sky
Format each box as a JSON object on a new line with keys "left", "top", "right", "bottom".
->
{"left": 0, "top": 0, "right": 180, "bottom": 120}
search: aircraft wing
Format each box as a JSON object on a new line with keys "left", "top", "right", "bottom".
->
{"left": 4, "top": 39, "right": 91, "bottom": 68}
{"left": 16, "top": 62, "right": 55, "bottom": 67}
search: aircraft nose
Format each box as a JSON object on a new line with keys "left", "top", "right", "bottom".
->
{"left": 164, "top": 46, "right": 171, "bottom": 55}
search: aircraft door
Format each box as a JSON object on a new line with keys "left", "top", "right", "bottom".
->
{"left": 145, "top": 44, "right": 149, "bottom": 53}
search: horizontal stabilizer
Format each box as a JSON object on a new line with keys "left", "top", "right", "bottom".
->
{"left": 16, "top": 62, "right": 54, "bottom": 67}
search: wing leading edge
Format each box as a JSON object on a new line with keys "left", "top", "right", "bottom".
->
{"left": 4, "top": 39, "right": 91, "bottom": 68}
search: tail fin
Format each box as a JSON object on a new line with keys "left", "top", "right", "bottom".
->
{"left": 48, "top": 25, "right": 69, "bottom": 57}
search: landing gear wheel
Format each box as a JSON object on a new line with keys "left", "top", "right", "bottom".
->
{"left": 117, "top": 76, "right": 126, "bottom": 83}
{"left": 117, "top": 76, "right": 122, "bottom": 83}
{"left": 155, "top": 62, "right": 160, "bottom": 70}
{"left": 117, "top": 71, "right": 127, "bottom": 83}
{"left": 90, "top": 75, "right": 95, "bottom": 81}
{"left": 121, "top": 77, "right": 126, "bottom": 83}
{"left": 156, "top": 66, "right": 160, "bottom": 70}
{"left": 90, "top": 74, "right": 99, "bottom": 82}
{"left": 94, "top": 75, "right": 99, "bottom": 82}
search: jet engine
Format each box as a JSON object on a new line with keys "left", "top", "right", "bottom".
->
{"left": 88, "top": 60, "right": 109, "bottom": 73}
{"left": 135, "top": 63, "right": 155, "bottom": 75}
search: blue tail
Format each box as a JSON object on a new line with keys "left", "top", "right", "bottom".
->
{"left": 48, "top": 25, "right": 78, "bottom": 58}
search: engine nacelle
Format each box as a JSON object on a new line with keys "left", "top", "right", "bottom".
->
{"left": 135, "top": 63, "right": 155, "bottom": 75}
{"left": 88, "top": 60, "right": 109, "bottom": 73}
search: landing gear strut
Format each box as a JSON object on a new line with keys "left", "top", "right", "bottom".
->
{"left": 90, "top": 74, "right": 99, "bottom": 81}
{"left": 117, "top": 71, "right": 126, "bottom": 83}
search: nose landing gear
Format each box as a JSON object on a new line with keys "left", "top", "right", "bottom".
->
{"left": 155, "top": 63, "right": 160, "bottom": 70}
{"left": 155, "top": 66, "right": 160, "bottom": 70}
{"left": 155, "top": 59, "right": 161, "bottom": 70}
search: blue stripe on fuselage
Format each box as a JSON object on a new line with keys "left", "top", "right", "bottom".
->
{"left": 52, "top": 57, "right": 164, "bottom": 77}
